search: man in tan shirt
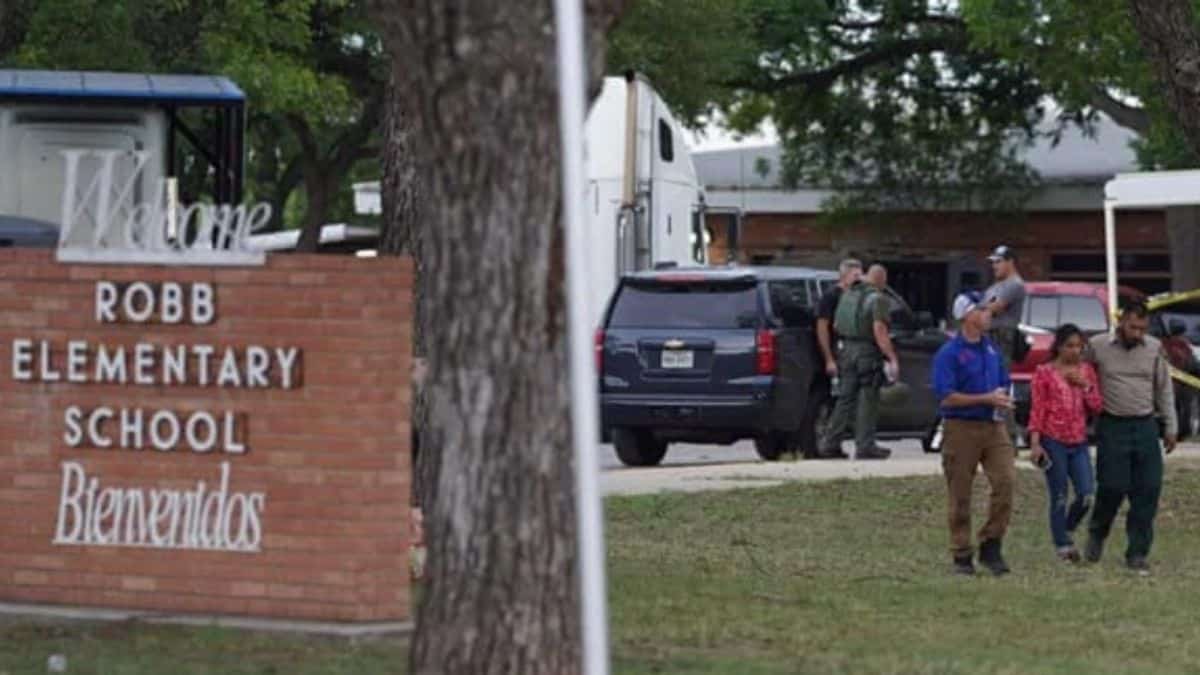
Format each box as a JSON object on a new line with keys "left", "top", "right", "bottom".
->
{"left": 1086, "top": 301, "right": 1177, "bottom": 574}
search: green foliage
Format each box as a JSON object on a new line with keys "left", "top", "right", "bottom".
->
{"left": 962, "top": 0, "right": 1200, "bottom": 169}
{"left": 608, "top": 0, "right": 761, "bottom": 128}
{"left": 610, "top": 0, "right": 1047, "bottom": 216}
{"left": 611, "top": 0, "right": 1200, "bottom": 220}
{"left": 7, "top": 0, "right": 384, "bottom": 231}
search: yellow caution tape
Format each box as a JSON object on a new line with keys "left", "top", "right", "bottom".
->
{"left": 1147, "top": 289, "right": 1200, "bottom": 390}
{"left": 1171, "top": 365, "right": 1200, "bottom": 391}
{"left": 1147, "top": 288, "right": 1200, "bottom": 312}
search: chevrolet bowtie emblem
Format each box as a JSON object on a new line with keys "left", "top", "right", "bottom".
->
{"left": 664, "top": 339, "right": 685, "bottom": 349}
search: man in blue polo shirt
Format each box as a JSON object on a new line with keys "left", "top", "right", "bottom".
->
{"left": 933, "top": 291, "right": 1017, "bottom": 576}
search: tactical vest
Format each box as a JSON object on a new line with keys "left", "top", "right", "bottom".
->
{"left": 833, "top": 283, "right": 877, "bottom": 340}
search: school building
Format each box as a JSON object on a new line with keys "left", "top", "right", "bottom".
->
{"left": 696, "top": 117, "right": 1170, "bottom": 322}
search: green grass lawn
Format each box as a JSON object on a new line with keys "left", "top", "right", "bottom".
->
{"left": 7, "top": 461, "right": 1200, "bottom": 674}
{"left": 0, "top": 621, "right": 402, "bottom": 674}
{"left": 609, "top": 459, "right": 1200, "bottom": 675}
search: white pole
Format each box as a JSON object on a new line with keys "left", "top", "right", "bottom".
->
{"left": 553, "top": 2, "right": 611, "bottom": 675}
{"left": 1104, "top": 200, "right": 1119, "bottom": 327}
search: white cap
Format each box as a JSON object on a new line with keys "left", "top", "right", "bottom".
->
{"left": 952, "top": 291, "right": 985, "bottom": 321}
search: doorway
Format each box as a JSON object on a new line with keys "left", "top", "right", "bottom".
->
{"left": 878, "top": 260, "right": 950, "bottom": 321}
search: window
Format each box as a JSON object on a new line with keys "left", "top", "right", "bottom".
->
{"left": 1026, "top": 296, "right": 1059, "bottom": 330}
{"left": 609, "top": 282, "right": 759, "bottom": 329}
{"left": 1048, "top": 251, "right": 1171, "bottom": 296}
{"left": 658, "top": 119, "right": 674, "bottom": 163}
{"left": 1059, "top": 295, "right": 1108, "bottom": 333}
{"left": 768, "top": 281, "right": 812, "bottom": 327}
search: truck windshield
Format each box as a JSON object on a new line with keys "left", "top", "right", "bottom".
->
{"left": 609, "top": 282, "right": 759, "bottom": 329}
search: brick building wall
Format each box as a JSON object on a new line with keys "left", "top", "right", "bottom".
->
{"left": 0, "top": 249, "right": 412, "bottom": 623}
{"left": 706, "top": 209, "right": 1170, "bottom": 318}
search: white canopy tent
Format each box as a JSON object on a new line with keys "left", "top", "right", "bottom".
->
{"left": 1103, "top": 169, "right": 1200, "bottom": 316}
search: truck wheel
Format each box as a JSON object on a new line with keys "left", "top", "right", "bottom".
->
{"left": 798, "top": 396, "right": 832, "bottom": 458}
{"left": 612, "top": 429, "right": 668, "bottom": 467}
{"left": 754, "top": 432, "right": 796, "bottom": 462}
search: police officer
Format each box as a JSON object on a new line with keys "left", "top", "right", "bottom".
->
{"left": 811, "top": 258, "right": 863, "bottom": 459}
{"left": 818, "top": 266, "right": 898, "bottom": 460}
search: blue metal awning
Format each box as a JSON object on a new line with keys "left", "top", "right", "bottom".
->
{"left": 0, "top": 69, "right": 245, "bottom": 104}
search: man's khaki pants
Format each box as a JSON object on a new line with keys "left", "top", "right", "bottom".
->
{"left": 942, "top": 418, "right": 1016, "bottom": 557}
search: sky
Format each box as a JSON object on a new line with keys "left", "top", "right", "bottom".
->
{"left": 686, "top": 119, "right": 779, "bottom": 152}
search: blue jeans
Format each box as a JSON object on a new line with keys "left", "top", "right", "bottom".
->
{"left": 1042, "top": 437, "right": 1095, "bottom": 549}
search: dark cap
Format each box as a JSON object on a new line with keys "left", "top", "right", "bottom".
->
{"left": 987, "top": 245, "right": 1016, "bottom": 262}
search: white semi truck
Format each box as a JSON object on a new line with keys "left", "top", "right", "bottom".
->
{"left": 352, "top": 72, "right": 708, "bottom": 325}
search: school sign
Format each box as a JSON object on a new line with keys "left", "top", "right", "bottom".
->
{"left": 0, "top": 248, "right": 413, "bottom": 623}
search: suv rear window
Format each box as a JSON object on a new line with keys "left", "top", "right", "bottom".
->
{"left": 1060, "top": 295, "right": 1107, "bottom": 333}
{"left": 1024, "top": 293, "right": 1109, "bottom": 333}
{"left": 609, "top": 282, "right": 760, "bottom": 329}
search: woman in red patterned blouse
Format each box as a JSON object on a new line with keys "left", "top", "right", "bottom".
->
{"left": 1029, "top": 323, "right": 1103, "bottom": 561}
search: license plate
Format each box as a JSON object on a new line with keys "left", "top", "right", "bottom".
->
{"left": 661, "top": 350, "right": 694, "bottom": 369}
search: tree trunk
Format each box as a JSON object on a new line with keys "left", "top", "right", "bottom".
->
{"left": 1125, "top": 0, "right": 1200, "bottom": 291}
{"left": 296, "top": 166, "right": 334, "bottom": 253}
{"left": 1128, "top": 1, "right": 1200, "bottom": 150}
{"left": 375, "top": 70, "right": 435, "bottom": 507}
{"left": 373, "top": 2, "right": 626, "bottom": 673}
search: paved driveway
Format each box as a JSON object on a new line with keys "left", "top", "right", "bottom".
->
{"left": 600, "top": 440, "right": 1200, "bottom": 496}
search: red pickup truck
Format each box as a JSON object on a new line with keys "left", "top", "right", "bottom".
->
{"left": 1010, "top": 282, "right": 1200, "bottom": 442}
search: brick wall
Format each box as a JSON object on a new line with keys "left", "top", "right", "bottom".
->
{"left": 706, "top": 209, "right": 1169, "bottom": 277}
{"left": 0, "top": 249, "right": 412, "bottom": 623}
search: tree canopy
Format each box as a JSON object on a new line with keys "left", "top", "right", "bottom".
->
{"left": 608, "top": 0, "right": 1200, "bottom": 218}
{"left": 2, "top": 0, "right": 386, "bottom": 245}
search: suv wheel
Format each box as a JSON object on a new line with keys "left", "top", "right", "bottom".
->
{"left": 798, "top": 395, "right": 833, "bottom": 458}
{"left": 754, "top": 431, "right": 796, "bottom": 462}
{"left": 612, "top": 429, "right": 668, "bottom": 467}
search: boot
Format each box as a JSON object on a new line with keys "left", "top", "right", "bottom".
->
{"left": 855, "top": 445, "right": 892, "bottom": 460}
{"left": 952, "top": 554, "right": 976, "bottom": 576}
{"left": 978, "top": 538, "right": 1011, "bottom": 576}
{"left": 815, "top": 446, "right": 849, "bottom": 459}
{"left": 1084, "top": 534, "right": 1104, "bottom": 563}
{"left": 1126, "top": 557, "right": 1151, "bottom": 577}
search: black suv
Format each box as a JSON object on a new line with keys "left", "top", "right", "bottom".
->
{"left": 598, "top": 266, "right": 947, "bottom": 466}
{"left": 598, "top": 266, "right": 835, "bottom": 466}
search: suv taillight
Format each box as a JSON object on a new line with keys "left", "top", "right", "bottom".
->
{"left": 756, "top": 329, "right": 776, "bottom": 375}
{"left": 594, "top": 328, "right": 605, "bottom": 373}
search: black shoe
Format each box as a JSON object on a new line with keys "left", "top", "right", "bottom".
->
{"left": 953, "top": 554, "right": 976, "bottom": 576}
{"left": 855, "top": 445, "right": 892, "bottom": 460}
{"left": 1127, "top": 557, "right": 1151, "bottom": 576}
{"left": 978, "top": 538, "right": 1011, "bottom": 576}
{"left": 815, "top": 446, "right": 849, "bottom": 459}
{"left": 1084, "top": 535, "right": 1104, "bottom": 563}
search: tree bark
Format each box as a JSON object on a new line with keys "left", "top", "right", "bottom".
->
{"left": 1128, "top": 0, "right": 1200, "bottom": 150}
{"left": 373, "top": 2, "right": 626, "bottom": 673}
{"left": 1127, "top": 0, "right": 1200, "bottom": 291}
{"left": 297, "top": 164, "right": 334, "bottom": 253}
{"left": 374, "top": 69, "right": 435, "bottom": 507}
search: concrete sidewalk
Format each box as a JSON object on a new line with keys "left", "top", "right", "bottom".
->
{"left": 601, "top": 443, "right": 1200, "bottom": 496}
